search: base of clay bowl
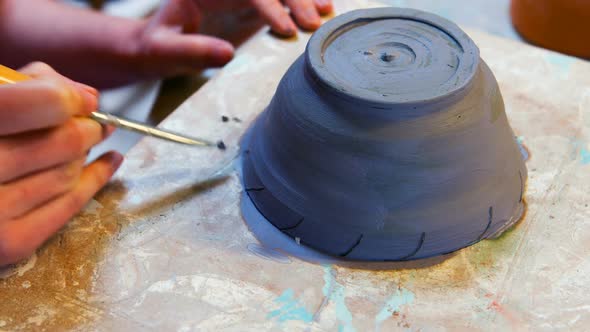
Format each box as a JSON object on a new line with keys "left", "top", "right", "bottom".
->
{"left": 241, "top": 8, "right": 528, "bottom": 261}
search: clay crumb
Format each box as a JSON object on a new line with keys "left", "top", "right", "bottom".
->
{"left": 232, "top": 117, "right": 242, "bottom": 123}
{"left": 217, "top": 140, "right": 227, "bottom": 150}
{"left": 221, "top": 116, "right": 229, "bottom": 122}
{"left": 380, "top": 52, "right": 395, "bottom": 62}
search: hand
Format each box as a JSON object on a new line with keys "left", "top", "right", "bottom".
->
{"left": 129, "top": 0, "right": 333, "bottom": 79}
{"left": 193, "top": 0, "right": 334, "bottom": 36}
{"left": 127, "top": 0, "right": 236, "bottom": 80}
{"left": 252, "top": 0, "right": 334, "bottom": 35}
{"left": 0, "top": 63, "right": 123, "bottom": 266}
{"left": 0, "top": 0, "right": 333, "bottom": 88}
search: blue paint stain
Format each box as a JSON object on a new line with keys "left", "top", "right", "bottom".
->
{"left": 516, "top": 136, "right": 529, "bottom": 161}
{"left": 570, "top": 139, "right": 590, "bottom": 165}
{"left": 375, "top": 288, "right": 415, "bottom": 331}
{"left": 268, "top": 289, "right": 313, "bottom": 324}
{"left": 545, "top": 53, "right": 574, "bottom": 76}
{"left": 434, "top": 7, "right": 452, "bottom": 20}
{"left": 386, "top": 0, "right": 407, "bottom": 6}
{"left": 323, "top": 266, "right": 356, "bottom": 332}
{"left": 580, "top": 147, "right": 590, "bottom": 165}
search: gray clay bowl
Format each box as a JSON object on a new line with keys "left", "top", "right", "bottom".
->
{"left": 242, "top": 8, "right": 528, "bottom": 261}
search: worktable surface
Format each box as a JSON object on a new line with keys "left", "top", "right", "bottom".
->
{"left": 2, "top": 1, "right": 590, "bottom": 331}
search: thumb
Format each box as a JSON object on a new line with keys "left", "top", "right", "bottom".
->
{"left": 143, "top": 27, "right": 234, "bottom": 75}
{"left": 0, "top": 63, "right": 97, "bottom": 135}
{"left": 20, "top": 62, "right": 98, "bottom": 112}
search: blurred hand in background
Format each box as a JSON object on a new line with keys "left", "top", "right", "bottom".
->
{"left": 0, "top": 0, "right": 333, "bottom": 88}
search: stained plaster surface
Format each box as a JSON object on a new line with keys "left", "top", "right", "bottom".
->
{"left": 1, "top": 1, "right": 590, "bottom": 331}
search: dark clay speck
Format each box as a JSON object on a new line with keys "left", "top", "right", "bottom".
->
{"left": 221, "top": 116, "right": 229, "bottom": 122}
{"left": 380, "top": 52, "right": 395, "bottom": 62}
{"left": 217, "top": 140, "right": 227, "bottom": 150}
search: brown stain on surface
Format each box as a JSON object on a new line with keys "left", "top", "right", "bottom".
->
{"left": 0, "top": 182, "right": 129, "bottom": 331}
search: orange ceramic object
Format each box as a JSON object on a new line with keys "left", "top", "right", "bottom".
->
{"left": 511, "top": 0, "right": 590, "bottom": 58}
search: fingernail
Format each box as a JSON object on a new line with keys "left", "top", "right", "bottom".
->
{"left": 109, "top": 152, "right": 124, "bottom": 170}
{"left": 306, "top": 11, "right": 322, "bottom": 29}
{"left": 71, "top": 82, "right": 99, "bottom": 114}
{"left": 286, "top": 26, "right": 297, "bottom": 36}
{"left": 283, "top": 21, "right": 298, "bottom": 36}
{"left": 74, "top": 82, "right": 98, "bottom": 97}
{"left": 316, "top": 0, "right": 333, "bottom": 14}
{"left": 213, "top": 41, "right": 235, "bottom": 64}
{"left": 80, "top": 89, "right": 98, "bottom": 114}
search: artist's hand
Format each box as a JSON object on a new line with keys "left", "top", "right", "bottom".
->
{"left": 127, "top": 0, "right": 236, "bottom": 80}
{"left": 193, "top": 0, "right": 334, "bottom": 36}
{"left": 0, "top": 0, "right": 332, "bottom": 88}
{"left": 0, "top": 63, "right": 123, "bottom": 266}
{"left": 129, "top": 0, "right": 333, "bottom": 78}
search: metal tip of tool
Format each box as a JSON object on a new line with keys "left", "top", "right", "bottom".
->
{"left": 90, "top": 111, "right": 222, "bottom": 148}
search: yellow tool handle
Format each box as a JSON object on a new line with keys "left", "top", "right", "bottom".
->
{"left": 0, "top": 64, "right": 31, "bottom": 84}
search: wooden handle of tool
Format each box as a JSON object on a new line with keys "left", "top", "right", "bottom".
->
{"left": 0, "top": 64, "right": 31, "bottom": 85}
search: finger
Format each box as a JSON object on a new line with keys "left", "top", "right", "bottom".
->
{"left": 0, "top": 68, "right": 98, "bottom": 136}
{"left": 251, "top": 0, "right": 298, "bottom": 36}
{"left": 21, "top": 62, "right": 100, "bottom": 105}
{"left": 0, "top": 152, "right": 123, "bottom": 266}
{"left": 0, "top": 157, "right": 86, "bottom": 221}
{"left": 143, "top": 29, "right": 234, "bottom": 74}
{"left": 20, "top": 62, "right": 66, "bottom": 79}
{"left": 193, "top": 0, "right": 251, "bottom": 11}
{"left": 0, "top": 118, "right": 104, "bottom": 183}
{"left": 285, "top": 0, "right": 322, "bottom": 31}
{"left": 150, "top": 0, "right": 201, "bottom": 33}
{"left": 313, "top": 0, "right": 333, "bottom": 15}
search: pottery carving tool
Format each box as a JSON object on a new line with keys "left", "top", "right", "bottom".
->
{"left": 0, "top": 64, "right": 224, "bottom": 149}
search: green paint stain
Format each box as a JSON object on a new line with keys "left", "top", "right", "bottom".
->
{"left": 486, "top": 222, "right": 520, "bottom": 241}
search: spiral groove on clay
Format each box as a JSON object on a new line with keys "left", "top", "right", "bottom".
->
{"left": 308, "top": 10, "right": 479, "bottom": 105}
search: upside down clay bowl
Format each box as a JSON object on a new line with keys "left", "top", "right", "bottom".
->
{"left": 241, "top": 8, "right": 528, "bottom": 261}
